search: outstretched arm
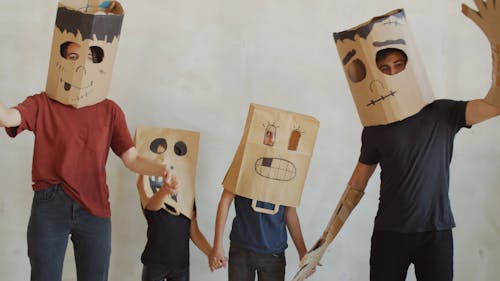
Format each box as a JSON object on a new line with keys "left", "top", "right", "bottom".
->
{"left": 320, "top": 161, "right": 376, "bottom": 244}
{"left": 0, "top": 102, "right": 21, "bottom": 128}
{"left": 462, "top": 0, "right": 500, "bottom": 106}
{"left": 127, "top": 149, "right": 178, "bottom": 197}
{"left": 291, "top": 162, "right": 376, "bottom": 281}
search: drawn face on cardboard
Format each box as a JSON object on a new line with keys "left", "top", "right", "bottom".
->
{"left": 46, "top": 3, "right": 123, "bottom": 108}
{"left": 135, "top": 127, "right": 199, "bottom": 219}
{"left": 223, "top": 104, "right": 319, "bottom": 211}
{"left": 334, "top": 9, "right": 434, "bottom": 126}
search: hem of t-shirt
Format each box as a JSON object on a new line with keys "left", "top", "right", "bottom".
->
{"left": 373, "top": 224, "right": 456, "bottom": 233}
{"left": 229, "top": 240, "right": 288, "bottom": 255}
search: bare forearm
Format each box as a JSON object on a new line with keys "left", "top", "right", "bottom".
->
{"left": 144, "top": 187, "right": 171, "bottom": 211}
{"left": 286, "top": 207, "right": 307, "bottom": 259}
{"left": 121, "top": 147, "right": 167, "bottom": 176}
{"left": 213, "top": 191, "right": 233, "bottom": 250}
{"left": 190, "top": 221, "right": 213, "bottom": 257}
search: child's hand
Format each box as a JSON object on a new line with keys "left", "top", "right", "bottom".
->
{"left": 161, "top": 173, "right": 179, "bottom": 196}
{"left": 208, "top": 247, "right": 227, "bottom": 272}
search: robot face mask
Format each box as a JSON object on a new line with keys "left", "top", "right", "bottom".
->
{"left": 135, "top": 127, "right": 200, "bottom": 219}
{"left": 45, "top": 1, "right": 124, "bottom": 108}
{"left": 334, "top": 9, "right": 435, "bottom": 126}
{"left": 223, "top": 104, "right": 319, "bottom": 213}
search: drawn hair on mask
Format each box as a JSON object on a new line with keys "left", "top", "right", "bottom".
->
{"left": 55, "top": 5, "right": 124, "bottom": 43}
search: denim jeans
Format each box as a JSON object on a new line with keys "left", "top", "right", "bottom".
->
{"left": 142, "top": 265, "right": 189, "bottom": 281}
{"left": 228, "top": 245, "right": 286, "bottom": 281}
{"left": 27, "top": 185, "right": 111, "bottom": 281}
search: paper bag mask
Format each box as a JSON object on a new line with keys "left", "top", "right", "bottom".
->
{"left": 135, "top": 127, "right": 199, "bottom": 219}
{"left": 333, "top": 9, "right": 435, "bottom": 127}
{"left": 223, "top": 104, "right": 319, "bottom": 214}
{"left": 46, "top": 1, "right": 124, "bottom": 108}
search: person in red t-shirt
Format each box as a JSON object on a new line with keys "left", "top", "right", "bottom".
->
{"left": 0, "top": 4, "right": 177, "bottom": 281}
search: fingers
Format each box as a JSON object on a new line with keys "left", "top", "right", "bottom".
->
{"left": 486, "top": 0, "right": 496, "bottom": 10}
{"left": 474, "top": 0, "right": 488, "bottom": 14}
{"left": 462, "top": 3, "right": 485, "bottom": 27}
{"left": 209, "top": 256, "right": 227, "bottom": 271}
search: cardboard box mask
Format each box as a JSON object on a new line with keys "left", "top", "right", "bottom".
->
{"left": 135, "top": 127, "right": 200, "bottom": 219}
{"left": 46, "top": 1, "right": 124, "bottom": 108}
{"left": 333, "top": 9, "right": 435, "bottom": 127}
{"left": 223, "top": 104, "right": 319, "bottom": 214}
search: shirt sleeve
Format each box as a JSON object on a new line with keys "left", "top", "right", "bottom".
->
{"left": 109, "top": 102, "right": 135, "bottom": 157}
{"left": 4, "top": 95, "right": 40, "bottom": 137}
{"left": 359, "top": 126, "right": 380, "bottom": 165}
{"left": 441, "top": 100, "right": 469, "bottom": 132}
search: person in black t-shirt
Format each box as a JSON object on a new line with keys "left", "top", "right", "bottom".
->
{"left": 310, "top": 3, "right": 500, "bottom": 281}
{"left": 137, "top": 175, "right": 213, "bottom": 281}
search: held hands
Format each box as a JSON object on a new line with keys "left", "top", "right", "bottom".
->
{"left": 208, "top": 247, "right": 228, "bottom": 272}
{"left": 462, "top": 0, "right": 500, "bottom": 44}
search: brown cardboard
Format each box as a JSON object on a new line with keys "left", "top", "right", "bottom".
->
{"left": 333, "top": 9, "right": 435, "bottom": 127}
{"left": 134, "top": 126, "right": 200, "bottom": 219}
{"left": 223, "top": 104, "right": 319, "bottom": 213}
{"left": 45, "top": 1, "right": 124, "bottom": 108}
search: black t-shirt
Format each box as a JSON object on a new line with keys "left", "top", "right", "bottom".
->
{"left": 141, "top": 208, "right": 190, "bottom": 268}
{"left": 359, "top": 100, "right": 469, "bottom": 232}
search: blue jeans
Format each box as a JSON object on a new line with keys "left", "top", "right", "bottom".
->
{"left": 142, "top": 265, "right": 189, "bottom": 281}
{"left": 228, "top": 245, "right": 286, "bottom": 281}
{"left": 27, "top": 185, "right": 111, "bottom": 281}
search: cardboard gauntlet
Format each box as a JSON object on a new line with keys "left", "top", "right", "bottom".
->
{"left": 463, "top": 1, "right": 500, "bottom": 106}
{"left": 322, "top": 187, "right": 364, "bottom": 245}
{"left": 291, "top": 187, "right": 364, "bottom": 281}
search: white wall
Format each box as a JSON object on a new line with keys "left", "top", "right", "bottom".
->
{"left": 1, "top": 0, "right": 500, "bottom": 280}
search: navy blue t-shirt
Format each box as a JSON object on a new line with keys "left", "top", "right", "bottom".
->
{"left": 359, "top": 100, "right": 469, "bottom": 232}
{"left": 230, "top": 196, "right": 288, "bottom": 254}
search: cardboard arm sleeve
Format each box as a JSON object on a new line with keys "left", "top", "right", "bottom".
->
{"left": 485, "top": 44, "right": 500, "bottom": 106}
{"left": 323, "top": 186, "right": 364, "bottom": 245}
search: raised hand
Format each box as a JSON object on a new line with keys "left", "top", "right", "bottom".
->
{"left": 462, "top": 0, "right": 500, "bottom": 44}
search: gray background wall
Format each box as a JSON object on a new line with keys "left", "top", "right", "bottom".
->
{"left": 1, "top": 0, "right": 499, "bottom": 280}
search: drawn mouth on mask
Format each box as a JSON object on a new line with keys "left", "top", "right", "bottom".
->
{"left": 366, "top": 90, "right": 397, "bottom": 107}
{"left": 60, "top": 79, "right": 94, "bottom": 91}
{"left": 255, "top": 157, "right": 296, "bottom": 181}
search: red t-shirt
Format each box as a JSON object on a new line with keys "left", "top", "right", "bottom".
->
{"left": 5, "top": 93, "right": 134, "bottom": 217}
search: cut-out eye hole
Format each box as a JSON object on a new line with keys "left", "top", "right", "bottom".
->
{"left": 288, "top": 130, "right": 301, "bottom": 151}
{"left": 174, "top": 141, "right": 187, "bottom": 156}
{"left": 263, "top": 125, "right": 276, "bottom": 146}
{"left": 88, "top": 46, "right": 104, "bottom": 63}
{"left": 376, "top": 48, "right": 408, "bottom": 76}
{"left": 150, "top": 138, "right": 167, "bottom": 154}
{"left": 60, "top": 41, "right": 81, "bottom": 61}
{"left": 347, "top": 59, "right": 366, "bottom": 83}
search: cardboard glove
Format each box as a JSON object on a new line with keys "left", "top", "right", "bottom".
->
{"left": 291, "top": 187, "right": 364, "bottom": 281}
{"left": 463, "top": 0, "right": 500, "bottom": 106}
